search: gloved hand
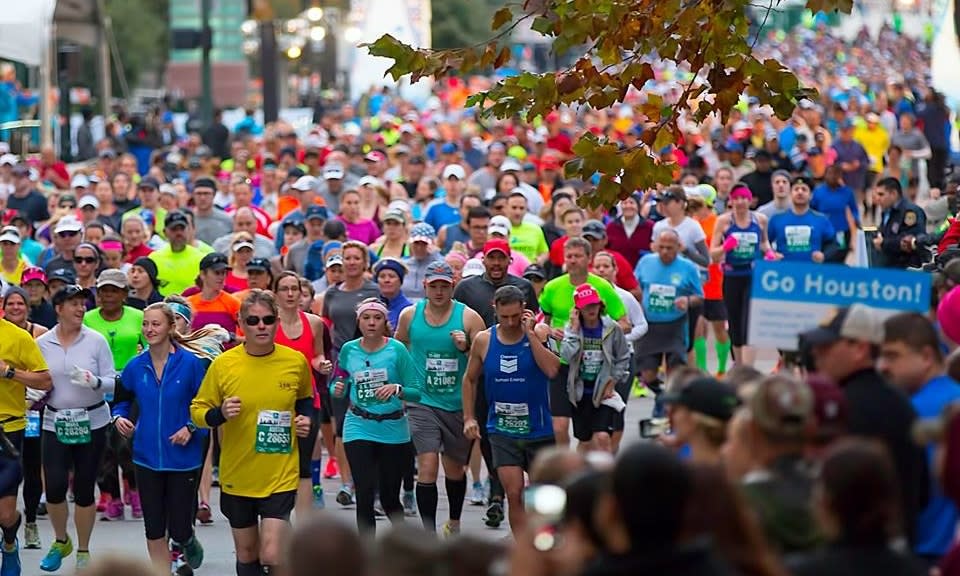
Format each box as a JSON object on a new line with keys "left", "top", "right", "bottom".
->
{"left": 69, "top": 366, "right": 100, "bottom": 389}
{"left": 25, "top": 388, "right": 46, "bottom": 403}
{"left": 722, "top": 236, "right": 739, "bottom": 253}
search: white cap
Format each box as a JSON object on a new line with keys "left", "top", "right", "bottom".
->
{"left": 488, "top": 215, "right": 511, "bottom": 237}
{"left": 78, "top": 196, "right": 100, "bottom": 210}
{"left": 500, "top": 158, "right": 523, "bottom": 173}
{"left": 292, "top": 175, "right": 317, "bottom": 192}
{"left": 0, "top": 226, "right": 20, "bottom": 244}
{"left": 54, "top": 216, "right": 83, "bottom": 234}
{"left": 358, "top": 175, "right": 383, "bottom": 188}
{"left": 325, "top": 254, "right": 343, "bottom": 268}
{"left": 159, "top": 183, "right": 177, "bottom": 196}
{"left": 71, "top": 174, "right": 90, "bottom": 189}
{"left": 342, "top": 123, "right": 362, "bottom": 137}
{"left": 0, "top": 154, "right": 17, "bottom": 167}
{"left": 323, "top": 163, "right": 345, "bottom": 180}
{"left": 442, "top": 164, "right": 466, "bottom": 180}
{"left": 462, "top": 258, "right": 484, "bottom": 278}
{"left": 232, "top": 241, "right": 255, "bottom": 252}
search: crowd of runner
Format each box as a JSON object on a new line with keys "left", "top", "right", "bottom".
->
{"left": 0, "top": 20, "right": 959, "bottom": 576}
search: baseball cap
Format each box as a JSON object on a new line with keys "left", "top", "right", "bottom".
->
{"left": 358, "top": 175, "right": 383, "bottom": 189}
{"left": 232, "top": 240, "right": 255, "bottom": 252}
{"left": 381, "top": 208, "right": 407, "bottom": 224}
{"left": 11, "top": 164, "right": 29, "bottom": 177}
{"left": 748, "top": 375, "right": 814, "bottom": 440}
{"left": 500, "top": 158, "right": 523, "bottom": 173}
{"left": 410, "top": 222, "right": 437, "bottom": 243}
{"left": 325, "top": 254, "right": 343, "bottom": 269}
{"left": 51, "top": 284, "right": 90, "bottom": 306}
{"left": 70, "top": 174, "right": 90, "bottom": 189}
{"left": 488, "top": 215, "right": 511, "bottom": 238}
{"left": 54, "top": 217, "right": 83, "bottom": 235}
{"left": 442, "top": 164, "right": 466, "bottom": 180}
{"left": 582, "top": 220, "right": 607, "bottom": 239}
{"left": 440, "top": 142, "right": 458, "bottom": 155}
{"left": 323, "top": 163, "right": 345, "bottom": 180}
{"left": 159, "top": 183, "right": 177, "bottom": 197}
{"left": 373, "top": 257, "right": 407, "bottom": 280}
{"left": 199, "top": 252, "right": 230, "bottom": 272}
{"left": 304, "top": 205, "right": 329, "bottom": 221}
{"left": 364, "top": 150, "right": 387, "bottom": 163}
{"left": 0, "top": 154, "right": 18, "bottom": 167}
{"left": 573, "top": 283, "right": 602, "bottom": 309}
{"left": 282, "top": 217, "right": 306, "bottom": 233}
{"left": 96, "top": 268, "right": 128, "bottom": 289}
{"left": 866, "top": 112, "right": 881, "bottom": 123}
{"left": 799, "top": 304, "right": 885, "bottom": 347}
{"left": 661, "top": 377, "right": 740, "bottom": 421}
{"left": 164, "top": 211, "right": 190, "bottom": 229}
{"left": 483, "top": 238, "right": 511, "bottom": 257}
{"left": 462, "top": 259, "right": 484, "bottom": 278}
{"left": 424, "top": 260, "right": 455, "bottom": 284}
{"left": 78, "top": 196, "right": 100, "bottom": 210}
{"left": 46, "top": 268, "right": 76, "bottom": 285}
{"left": 138, "top": 176, "right": 160, "bottom": 190}
{"left": 20, "top": 267, "right": 47, "bottom": 286}
{"left": 192, "top": 177, "right": 217, "bottom": 191}
{"left": 807, "top": 375, "right": 847, "bottom": 442}
{"left": 292, "top": 175, "right": 318, "bottom": 192}
{"left": 522, "top": 264, "right": 546, "bottom": 281}
{"left": 247, "top": 258, "right": 271, "bottom": 272}
{"left": 0, "top": 226, "right": 20, "bottom": 244}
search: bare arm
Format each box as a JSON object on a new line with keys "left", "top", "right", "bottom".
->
{"left": 462, "top": 330, "right": 489, "bottom": 422}
{"left": 709, "top": 214, "right": 729, "bottom": 262}
{"left": 464, "top": 308, "right": 485, "bottom": 344}
{"left": 394, "top": 306, "right": 414, "bottom": 348}
{"left": 757, "top": 212, "right": 772, "bottom": 253}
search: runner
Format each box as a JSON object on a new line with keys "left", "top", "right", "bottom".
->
{"left": 767, "top": 176, "right": 839, "bottom": 263}
{"left": 113, "top": 302, "right": 206, "bottom": 574}
{"left": 395, "top": 260, "right": 485, "bottom": 535}
{"left": 82, "top": 269, "right": 145, "bottom": 522}
{"left": 462, "top": 285, "right": 558, "bottom": 532}
{"left": 186, "top": 253, "right": 241, "bottom": 335}
{"left": 559, "top": 284, "right": 631, "bottom": 453}
{"left": 273, "top": 272, "right": 333, "bottom": 516}
{"left": 190, "top": 290, "right": 313, "bottom": 576}
{"left": 0, "top": 288, "right": 51, "bottom": 575}
{"left": 709, "top": 185, "right": 773, "bottom": 367}
{"left": 36, "top": 285, "right": 117, "bottom": 572}
{"left": 331, "top": 297, "right": 423, "bottom": 535}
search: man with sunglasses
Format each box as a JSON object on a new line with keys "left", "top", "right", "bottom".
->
{"left": 38, "top": 217, "right": 83, "bottom": 273}
{"left": 191, "top": 290, "right": 313, "bottom": 576}
{"left": 6, "top": 165, "right": 48, "bottom": 226}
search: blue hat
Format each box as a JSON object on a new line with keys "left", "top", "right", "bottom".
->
{"left": 374, "top": 257, "right": 407, "bottom": 281}
{"left": 322, "top": 241, "right": 342, "bottom": 260}
{"left": 304, "top": 239, "right": 327, "bottom": 282}
{"left": 304, "top": 205, "right": 329, "bottom": 221}
{"left": 440, "top": 142, "right": 458, "bottom": 155}
{"left": 410, "top": 222, "right": 437, "bottom": 242}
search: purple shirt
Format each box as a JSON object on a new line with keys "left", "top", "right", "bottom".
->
{"left": 338, "top": 217, "right": 382, "bottom": 245}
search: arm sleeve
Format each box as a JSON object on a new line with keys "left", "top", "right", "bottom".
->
{"left": 625, "top": 298, "right": 648, "bottom": 342}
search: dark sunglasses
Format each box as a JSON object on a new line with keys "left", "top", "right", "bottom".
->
{"left": 74, "top": 256, "right": 98, "bottom": 264}
{"left": 243, "top": 314, "right": 277, "bottom": 327}
{"left": 59, "top": 203, "right": 77, "bottom": 210}
{"left": 57, "top": 231, "right": 80, "bottom": 238}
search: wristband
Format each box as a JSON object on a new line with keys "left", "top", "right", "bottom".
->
{"left": 722, "top": 236, "right": 739, "bottom": 253}
{"left": 3, "top": 367, "right": 14, "bottom": 380}
{"left": 94, "top": 377, "right": 102, "bottom": 390}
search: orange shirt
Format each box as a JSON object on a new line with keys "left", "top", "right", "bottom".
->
{"left": 698, "top": 213, "right": 723, "bottom": 300}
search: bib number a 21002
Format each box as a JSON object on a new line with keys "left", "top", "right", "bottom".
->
{"left": 255, "top": 410, "right": 292, "bottom": 454}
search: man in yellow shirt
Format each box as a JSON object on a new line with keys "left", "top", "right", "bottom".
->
{"left": 190, "top": 290, "right": 312, "bottom": 576}
{"left": 0, "top": 227, "right": 29, "bottom": 285}
{"left": 854, "top": 112, "right": 890, "bottom": 180}
{"left": 0, "top": 316, "right": 51, "bottom": 574}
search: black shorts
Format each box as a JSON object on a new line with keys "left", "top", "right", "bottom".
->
{"left": 0, "top": 430, "right": 23, "bottom": 498}
{"left": 489, "top": 434, "right": 554, "bottom": 471}
{"left": 298, "top": 408, "right": 319, "bottom": 479}
{"left": 637, "top": 351, "right": 687, "bottom": 373}
{"left": 220, "top": 490, "right": 296, "bottom": 530}
{"left": 612, "top": 378, "right": 631, "bottom": 432}
{"left": 316, "top": 384, "right": 333, "bottom": 425}
{"left": 702, "top": 299, "right": 728, "bottom": 322}
{"left": 550, "top": 364, "right": 574, "bottom": 418}
{"left": 571, "top": 398, "right": 616, "bottom": 442}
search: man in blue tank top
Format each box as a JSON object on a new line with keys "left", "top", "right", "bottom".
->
{"left": 463, "top": 285, "right": 559, "bottom": 533}
{"left": 395, "top": 260, "right": 485, "bottom": 536}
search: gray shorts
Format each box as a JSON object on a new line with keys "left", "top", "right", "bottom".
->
{"left": 406, "top": 403, "right": 472, "bottom": 465}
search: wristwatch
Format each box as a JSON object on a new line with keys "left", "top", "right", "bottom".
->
{"left": 185, "top": 422, "right": 197, "bottom": 434}
{"left": 3, "top": 367, "right": 14, "bottom": 380}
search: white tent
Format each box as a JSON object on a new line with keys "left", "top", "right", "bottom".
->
{"left": 0, "top": 1, "right": 57, "bottom": 67}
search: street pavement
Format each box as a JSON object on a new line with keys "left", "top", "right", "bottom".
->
{"left": 17, "top": 345, "right": 780, "bottom": 575}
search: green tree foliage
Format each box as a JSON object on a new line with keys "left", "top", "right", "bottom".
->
{"left": 367, "top": 0, "right": 853, "bottom": 207}
{"left": 106, "top": 0, "right": 169, "bottom": 93}
{"left": 432, "top": 0, "right": 506, "bottom": 49}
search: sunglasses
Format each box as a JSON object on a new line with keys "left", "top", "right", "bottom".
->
{"left": 57, "top": 231, "right": 80, "bottom": 238}
{"left": 74, "top": 256, "right": 98, "bottom": 264}
{"left": 243, "top": 314, "right": 277, "bottom": 327}
{"left": 59, "top": 204, "right": 77, "bottom": 209}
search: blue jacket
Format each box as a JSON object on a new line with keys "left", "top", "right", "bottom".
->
{"left": 117, "top": 347, "right": 209, "bottom": 472}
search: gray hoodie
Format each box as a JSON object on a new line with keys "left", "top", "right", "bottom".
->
{"left": 560, "top": 315, "right": 631, "bottom": 407}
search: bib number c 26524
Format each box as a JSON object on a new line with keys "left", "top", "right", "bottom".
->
{"left": 255, "top": 410, "right": 292, "bottom": 454}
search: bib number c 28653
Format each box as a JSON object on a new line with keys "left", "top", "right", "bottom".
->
{"left": 255, "top": 410, "right": 292, "bottom": 454}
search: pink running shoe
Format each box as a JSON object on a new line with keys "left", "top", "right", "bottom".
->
{"left": 101, "top": 499, "right": 124, "bottom": 521}
{"left": 323, "top": 457, "right": 339, "bottom": 480}
{"left": 95, "top": 493, "right": 108, "bottom": 513}
{"left": 129, "top": 491, "right": 142, "bottom": 519}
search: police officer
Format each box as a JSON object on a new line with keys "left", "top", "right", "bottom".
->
{"left": 873, "top": 177, "right": 927, "bottom": 268}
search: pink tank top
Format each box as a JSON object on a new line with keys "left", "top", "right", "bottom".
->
{"left": 275, "top": 311, "right": 320, "bottom": 408}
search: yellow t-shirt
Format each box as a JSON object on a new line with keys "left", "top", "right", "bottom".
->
{"left": 0, "top": 258, "right": 28, "bottom": 285}
{"left": 0, "top": 319, "right": 48, "bottom": 432}
{"left": 510, "top": 222, "right": 549, "bottom": 262}
{"left": 190, "top": 343, "right": 312, "bottom": 498}
{"left": 854, "top": 125, "right": 890, "bottom": 174}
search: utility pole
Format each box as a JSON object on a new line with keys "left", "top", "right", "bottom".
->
{"left": 201, "top": 0, "right": 213, "bottom": 126}
{"left": 253, "top": 0, "right": 278, "bottom": 123}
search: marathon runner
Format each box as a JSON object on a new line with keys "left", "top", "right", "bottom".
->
{"left": 190, "top": 290, "right": 312, "bottom": 576}
{"left": 395, "top": 260, "right": 485, "bottom": 536}
{"left": 463, "top": 285, "right": 558, "bottom": 532}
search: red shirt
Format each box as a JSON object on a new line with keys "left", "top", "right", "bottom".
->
{"left": 589, "top": 248, "right": 639, "bottom": 291}
{"left": 123, "top": 243, "right": 153, "bottom": 264}
{"left": 605, "top": 218, "right": 654, "bottom": 268}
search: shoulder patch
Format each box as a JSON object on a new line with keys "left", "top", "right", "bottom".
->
{"left": 903, "top": 211, "right": 917, "bottom": 227}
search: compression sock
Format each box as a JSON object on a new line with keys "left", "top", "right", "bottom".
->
{"left": 416, "top": 482, "right": 438, "bottom": 532}
{"left": 311, "top": 459, "right": 322, "bottom": 488}
{"left": 693, "top": 337, "right": 708, "bottom": 371}
{"left": 236, "top": 560, "right": 263, "bottom": 576}
{"left": 0, "top": 511, "right": 19, "bottom": 545}
{"left": 716, "top": 340, "right": 731, "bottom": 374}
{"left": 445, "top": 477, "right": 467, "bottom": 522}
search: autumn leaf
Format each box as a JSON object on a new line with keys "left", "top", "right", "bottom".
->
{"left": 806, "top": 0, "right": 854, "bottom": 13}
{"left": 491, "top": 6, "right": 513, "bottom": 30}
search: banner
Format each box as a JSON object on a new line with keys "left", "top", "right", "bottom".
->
{"left": 748, "top": 261, "right": 931, "bottom": 350}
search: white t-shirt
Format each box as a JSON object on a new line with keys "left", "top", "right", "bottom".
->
{"left": 651, "top": 217, "right": 706, "bottom": 249}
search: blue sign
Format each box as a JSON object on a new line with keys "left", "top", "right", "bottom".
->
{"left": 751, "top": 261, "right": 930, "bottom": 311}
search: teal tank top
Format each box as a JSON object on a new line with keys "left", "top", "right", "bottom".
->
{"left": 408, "top": 299, "right": 467, "bottom": 412}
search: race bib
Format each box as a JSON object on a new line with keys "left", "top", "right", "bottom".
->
{"left": 25, "top": 410, "right": 40, "bottom": 438}
{"left": 494, "top": 402, "right": 530, "bottom": 435}
{"left": 580, "top": 339, "right": 603, "bottom": 381}
{"left": 354, "top": 368, "right": 389, "bottom": 407}
{"left": 255, "top": 410, "right": 293, "bottom": 454}
{"left": 425, "top": 352, "right": 459, "bottom": 394}
{"left": 784, "top": 225, "right": 812, "bottom": 252}
{"left": 648, "top": 284, "right": 677, "bottom": 314}
{"left": 55, "top": 409, "right": 91, "bottom": 445}
{"left": 835, "top": 231, "right": 847, "bottom": 249}
{"left": 731, "top": 231, "right": 758, "bottom": 259}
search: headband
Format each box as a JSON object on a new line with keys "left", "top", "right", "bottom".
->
{"left": 730, "top": 185, "right": 753, "bottom": 200}
{"left": 168, "top": 302, "right": 192, "bottom": 325}
{"left": 100, "top": 240, "right": 123, "bottom": 252}
{"left": 356, "top": 300, "right": 388, "bottom": 319}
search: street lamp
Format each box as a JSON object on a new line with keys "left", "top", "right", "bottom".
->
{"left": 306, "top": 6, "right": 324, "bottom": 22}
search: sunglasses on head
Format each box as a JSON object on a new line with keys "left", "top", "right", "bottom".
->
{"left": 74, "top": 256, "right": 98, "bottom": 264}
{"left": 57, "top": 231, "right": 80, "bottom": 238}
{"left": 243, "top": 314, "right": 277, "bottom": 327}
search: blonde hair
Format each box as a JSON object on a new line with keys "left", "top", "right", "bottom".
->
{"left": 228, "top": 231, "right": 255, "bottom": 268}
{"left": 144, "top": 302, "right": 229, "bottom": 360}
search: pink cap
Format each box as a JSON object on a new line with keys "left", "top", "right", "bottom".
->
{"left": 939, "top": 286, "right": 960, "bottom": 344}
{"left": 573, "top": 283, "right": 602, "bottom": 309}
{"left": 20, "top": 266, "right": 47, "bottom": 285}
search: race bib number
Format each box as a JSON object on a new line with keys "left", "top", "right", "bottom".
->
{"left": 648, "top": 284, "right": 677, "bottom": 314}
{"left": 580, "top": 339, "right": 603, "bottom": 381}
{"left": 25, "top": 410, "right": 40, "bottom": 438}
{"left": 835, "top": 231, "right": 847, "bottom": 249}
{"left": 784, "top": 225, "right": 812, "bottom": 252}
{"left": 255, "top": 410, "right": 292, "bottom": 454}
{"left": 731, "top": 231, "right": 758, "bottom": 259}
{"left": 354, "top": 368, "right": 389, "bottom": 407}
{"left": 55, "top": 409, "right": 91, "bottom": 445}
{"left": 425, "top": 352, "right": 460, "bottom": 394}
{"left": 494, "top": 402, "right": 530, "bottom": 435}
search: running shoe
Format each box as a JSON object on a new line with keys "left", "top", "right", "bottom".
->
{"left": 129, "top": 491, "right": 143, "bottom": 519}
{"left": 170, "top": 548, "right": 190, "bottom": 576}
{"left": 323, "top": 457, "right": 339, "bottom": 479}
{"left": 402, "top": 491, "right": 417, "bottom": 517}
{"left": 211, "top": 467, "right": 220, "bottom": 488}
{"left": 75, "top": 551, "right": 90, "bottom": 571}
{"left": 35, "top": 503, "right": 46, "bottom": 518}
{"left": 0, "top": 539, "right": 20, "bottom": 576}
{"left": 39, "top": 537, "right": 72, "bottom": 572}
{"left": 23, "top": 523, "right": 39, "bottom": 550}
{"left": 483, "top": 500, "right": 504, "bottom": 529}
{"left": 441, "top": 521, "right": 460, "bottom": 539}
{"left": 196, "top": 503, "right": 213, "bottom": 525}
{"left": 96, "top": 493, "right": 108, "bottom": 513}
{"left": 182, "top": 536, "right": 204, "bottom": 569}
{"left": 470, "top": 481, "right": 485, "bottom": 506}
{"left": 373, "top": 499, "right": 386, "bottom": 518}
{"left": 312, "top": 486, "right": 325, "bottom": 510}
{"left": 631, "top": 378, "right": 650, "bottom": 398}
{"left": 336, "top": 486, "right": 354, "bottom": 507}
{"left": 101, "top": 499, "right": 124, "bottom": 521}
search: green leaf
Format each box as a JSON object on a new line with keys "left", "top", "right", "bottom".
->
{"left": 492, "top": 7, "right": 513, "bottom": 30}
{"left": 531, "top": 16, "right": 555, "bottom": 35}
